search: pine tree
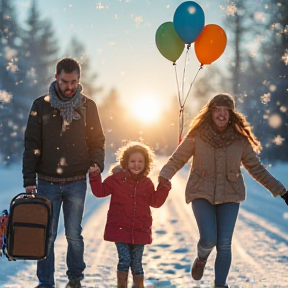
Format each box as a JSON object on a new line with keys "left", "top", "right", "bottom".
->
{"left": 19, "top": 0, "right": 58, "bottom": 102}
{"left": 223, "top": 1, "right": 288, "bottom": 161}
{"left": 0, "top": 0, "right": 20, "bottom": 93}
{"left": 0, "top": 0, "right": 23, "bottom": 164}
{"left": 257, "top": 0, "right": 288, "bottom": 161}
{"left": 0, "top": 0, "right": 59, "bottom": 164}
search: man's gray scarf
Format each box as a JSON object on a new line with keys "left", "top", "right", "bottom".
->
{"left": 49, "top": 81, "right": 84, "bottom": 131}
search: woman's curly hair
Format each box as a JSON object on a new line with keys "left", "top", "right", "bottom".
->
{"left": 115, "top": 141, "right": 154, "bottom": 176}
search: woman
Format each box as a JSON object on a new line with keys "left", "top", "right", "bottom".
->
{"left": 158, "top": 93, "right": 288, "bottom": 288}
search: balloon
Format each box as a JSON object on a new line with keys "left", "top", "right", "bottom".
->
{"left": 194, "top": 24, "right": 227, "bottom": 65}
{"left": 155, "top": 22, "right": 185, "bottom": 63}
{"left": 173, "top": 1, "right": 205, "bottom": 44}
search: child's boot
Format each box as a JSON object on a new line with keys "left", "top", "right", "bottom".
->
{"left": 117, "top": 271, "right": 128, "bottom": 288}
{"left": 132, "top": 274, "right": 144, "bottom": 288}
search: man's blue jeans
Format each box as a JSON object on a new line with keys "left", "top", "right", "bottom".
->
{"left": 192, "top": 198, "right": 240, "bottom": 286}
{"left": 37, "top": 179, "right": 87, "bottom": 286}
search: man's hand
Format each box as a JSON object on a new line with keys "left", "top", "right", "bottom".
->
{"left": 25, "top": 186, "right": 36, "bottom": 194}
{"left": 88, "top": 163, "right": 100, "bottom": 174}
{"left": 25, "top": 186, "right": 36, "bottom": 198}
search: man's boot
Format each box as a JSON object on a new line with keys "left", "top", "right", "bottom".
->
{"left": 117, "top": 271, "right": 128, "bottom": 288}
{"left": 132, "top": 274, "right": 144, "bottom": 288}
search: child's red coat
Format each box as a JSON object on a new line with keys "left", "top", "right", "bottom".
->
{"left": 89, "top": 171, "right": 170, "bottom": 244}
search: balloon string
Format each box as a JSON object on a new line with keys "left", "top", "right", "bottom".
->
{"left": 182, "top": 64, "right": 203, "bottom": 108}
{"left": 173, "top": 63, "right": 182, "bottom": 110}
{"left": 178, "top": 107, "right": 184, "bottom": 144}
{"left": 174, "top": 63, "right": 184, "bottom": 143}
{"left": 180, "top": 44, "right": 191, "bottom": 106}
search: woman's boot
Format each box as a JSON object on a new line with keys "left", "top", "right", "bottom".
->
{"left": 132, "top": 274, "right": 144, "bottom": 288}
{"left": 117, "top": 271, "right": 129, "bottom": 288}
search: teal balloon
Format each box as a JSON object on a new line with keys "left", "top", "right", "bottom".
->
{"left": 173, "top": 1, "right": 205, "bottom": 44}
{"left": 155, "top": 22, "right": 185, "bottom": 63}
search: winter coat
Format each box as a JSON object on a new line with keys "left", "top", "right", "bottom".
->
{"left": 159, "top": 124, "right": 286, "bottom": 205}
{"left": 89, "top": 170, "right": 170, "bottom": 244}
{"left": 23, "top": 94, "right": 105, "bottom": 187}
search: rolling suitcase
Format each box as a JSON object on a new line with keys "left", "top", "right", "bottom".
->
{"left": 6, "top": 192, "right": 52, "bottom": 260}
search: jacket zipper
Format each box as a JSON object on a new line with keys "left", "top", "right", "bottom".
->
{"left": 132, "top": 181, "right": 139, "bottom": 244}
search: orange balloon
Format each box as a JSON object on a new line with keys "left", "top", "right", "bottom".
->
{"left": 194, "top": 24, "right": 227, "bottom": 65}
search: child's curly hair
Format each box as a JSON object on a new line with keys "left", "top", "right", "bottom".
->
{"left": 116, "top": 141, "right": 154, "bottom": 176}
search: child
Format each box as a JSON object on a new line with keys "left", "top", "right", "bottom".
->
{"left": 89, "top": 141, "right": 171, "bottom": 288}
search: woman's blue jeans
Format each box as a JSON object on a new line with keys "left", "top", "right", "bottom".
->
{"left": 115, "top": 242, "right": 144, "bottom": 275}
{"left": 192, "top": 198, "right": 240, "bottom": 286}
{"left": 36, "top": 179, "right": 87, "bottom": 286}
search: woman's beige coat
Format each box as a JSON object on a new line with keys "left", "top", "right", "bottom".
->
{"left": 159, "top": 127, "right": 286, "bottom": 205}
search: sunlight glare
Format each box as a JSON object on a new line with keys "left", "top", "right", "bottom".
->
{"left": 131, "top": 96, "right": 161, "bottom": 123}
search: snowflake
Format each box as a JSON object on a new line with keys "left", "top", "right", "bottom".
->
{"left": 260, "top": 93, "right": 271, "bottom": 104}
{"left": 254, "top": 11, "right": 266, "bottom": 23}
{"left": 0, "top": 90, "right": 12, "bottom": 103}
{"left": 280, "top": 106, "right": 287, "bottom": 113}
{"left": 272, "top": 135, "right": 285, "bottom": 146}
{"left": 96, "top": 3, "right": 105, "bottom": 9}
{"left": 34, "top": 149, "right": 41, "bottom": 155}
{"left": 220, "top": 3, "right": 237, "bottom": 16}
{"left": 249, "top": 49, "right": 257, "bottom": 57}
{"left": 281, "top": 49, "right": 288, "bottom": 65}
{"left": 268, "top": 114, "right": 282, "bottom": 129}
{"left": 4, "top": 47, "right": 17, "bottom": 60}
{"left": 269, "top": 84, "right": 276, "bottom": 92}
{"left": 27, "top": 67, "right": 36, "bottom": 79}
{"left": 134, "top": 16, "right": 143, "bottom": 24}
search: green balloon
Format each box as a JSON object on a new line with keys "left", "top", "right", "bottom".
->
{"left": 155, "top": 22, "right": 185, "bottom": 63}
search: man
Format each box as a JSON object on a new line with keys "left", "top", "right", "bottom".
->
{"left": 22, "top": 58, "right": 105, "bottom": 288}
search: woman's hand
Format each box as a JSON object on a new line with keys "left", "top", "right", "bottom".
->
{"left": 281, "top": 191, "right": 288, "bottom": 206}
{"left": 158, "top": 176, "right": 172, "bottom": 190}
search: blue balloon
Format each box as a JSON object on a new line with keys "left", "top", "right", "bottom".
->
{"left": 173, "top": 1, "right": 205, "bottom": 44}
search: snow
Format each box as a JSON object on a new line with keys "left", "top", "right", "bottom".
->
{"left": 0, "top": 158, "right": 288, "bottom": 288}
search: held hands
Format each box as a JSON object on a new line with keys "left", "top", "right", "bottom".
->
{"left": 158, "top": 176, "right": 172, "bottom": 190}
{"left": 281, "top": 191, "right": 288, "bottom": 206}
{"left": 88, "top": 163, "right": 101, "bottom": 174}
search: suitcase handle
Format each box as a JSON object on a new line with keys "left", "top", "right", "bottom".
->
{"left": 10, "top": 192, "right": 37, "bottom": 203}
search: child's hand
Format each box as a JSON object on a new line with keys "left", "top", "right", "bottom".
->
{"left": 89, "top": 171, "right": 100, "bottom": 181}
{"left": 158, "top": 176, "right": 171, "bottom": 190}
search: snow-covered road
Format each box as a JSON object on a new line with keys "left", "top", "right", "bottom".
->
{"left": 0, "top": 160, "right": 287, "bottom": 287}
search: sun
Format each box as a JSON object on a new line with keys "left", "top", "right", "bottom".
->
{"left": 131, "top": 96, "right": 161, "bottom": 123}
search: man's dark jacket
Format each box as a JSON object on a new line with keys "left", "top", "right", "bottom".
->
{"left": 23, "top": 94, "right": 105, "bottom": 187}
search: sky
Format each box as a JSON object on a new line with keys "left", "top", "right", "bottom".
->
{"left": 13, "top": 0, "right": 232, "bottom": 116}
